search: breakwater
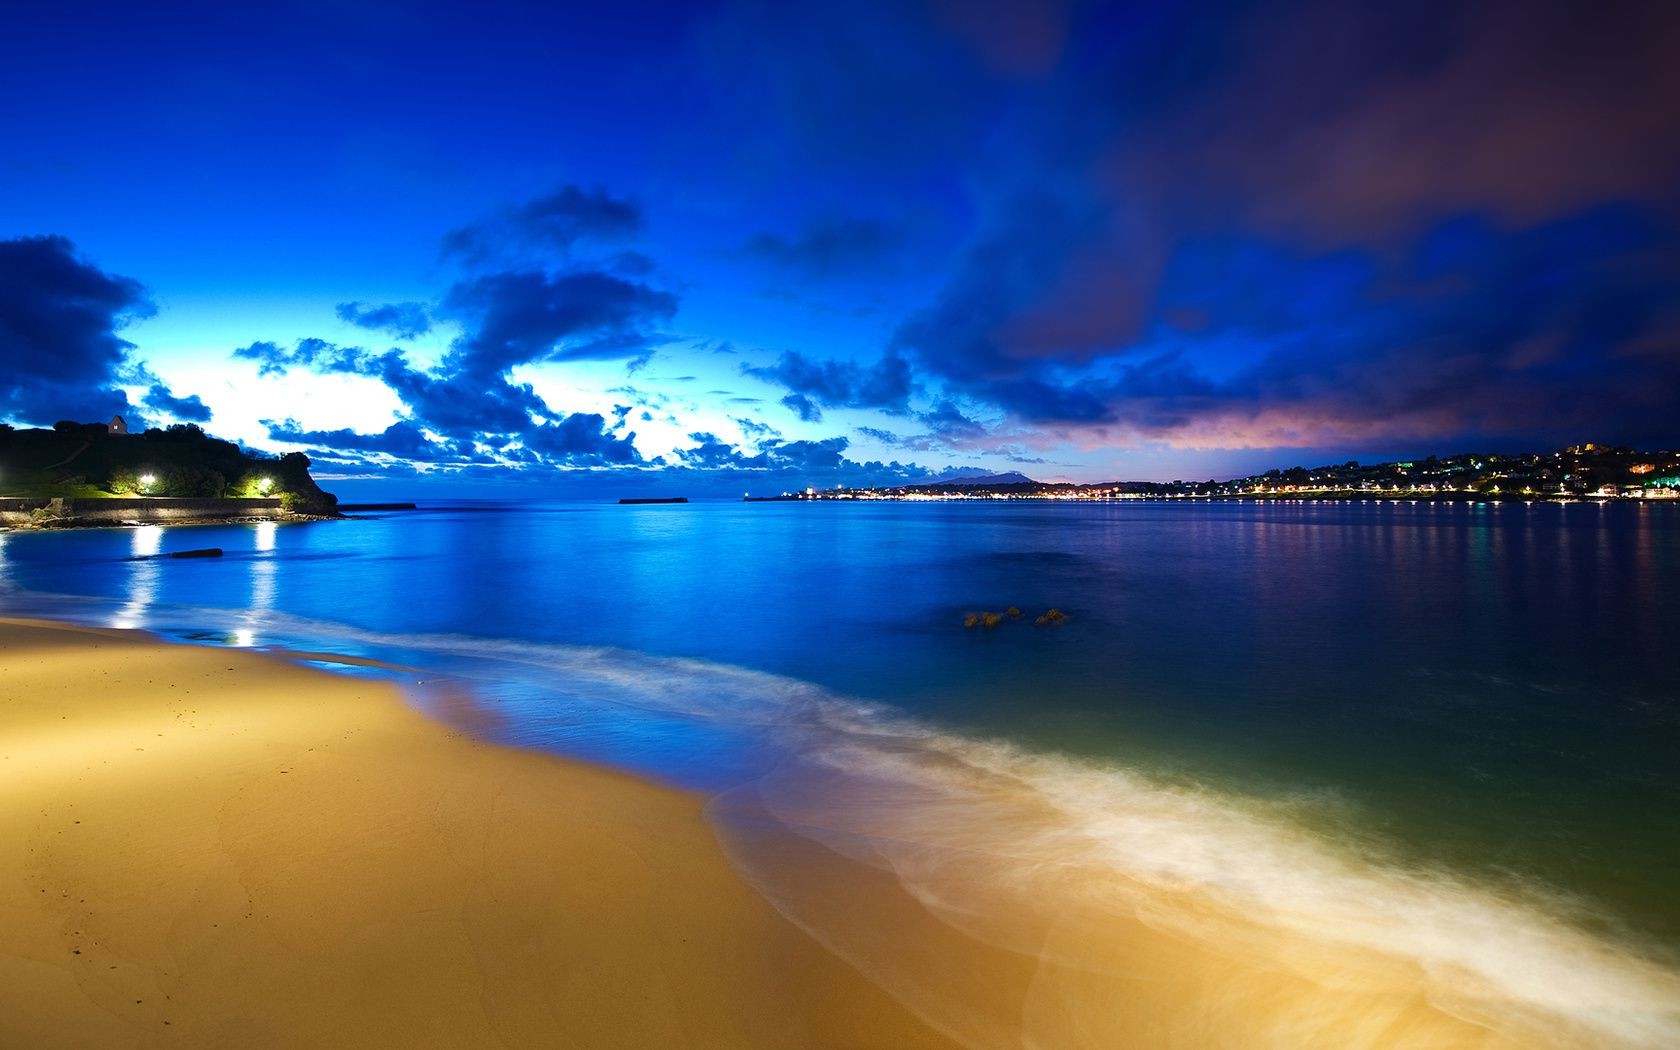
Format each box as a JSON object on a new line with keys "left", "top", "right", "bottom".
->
{"left": 0, "top": 496, "right": 288, "bottom": 528}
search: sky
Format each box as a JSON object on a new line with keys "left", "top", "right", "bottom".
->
{"left": 3, "top": 0, "right": 1678, "bottom": 497}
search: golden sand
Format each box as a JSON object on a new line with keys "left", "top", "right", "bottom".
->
{"left": 0, "top": 618, "right": 955, "bottom": 1049}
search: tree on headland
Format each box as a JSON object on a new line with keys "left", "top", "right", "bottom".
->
{"left": 0, "top": 421, "right": 335, "bottom": 508}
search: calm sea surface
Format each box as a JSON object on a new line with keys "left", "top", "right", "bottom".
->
{"left": 3, "top": 499, "right": 1678, "bottom": 993}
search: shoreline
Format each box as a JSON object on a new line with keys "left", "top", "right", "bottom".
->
{"left": 5, "top": 612, "right": 1677, "bottom": 1048}
{"left": 0, "top": 616, "right": 955, "bottom": 1048}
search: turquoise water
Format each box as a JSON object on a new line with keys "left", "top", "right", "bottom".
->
{"left": 3, "top": 500, "right": 1679, "bottom": 1040}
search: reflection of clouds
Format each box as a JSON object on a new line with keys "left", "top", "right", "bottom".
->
{"left": 113, "top": 526, "right": 164, "bottom": 630}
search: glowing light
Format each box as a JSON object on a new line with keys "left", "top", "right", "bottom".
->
{"left": 256, "top": 476, "right": 274, "bottom": 494}
{"left": 138, "top": 473, "right": 156, "bottom": 492}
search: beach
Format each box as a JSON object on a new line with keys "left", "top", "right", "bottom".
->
{"left": 7, "top": 612, "right": 1677, "bottom": 1049}
{"left": 0, "top": 617, "right": 955, "bottom": 1049}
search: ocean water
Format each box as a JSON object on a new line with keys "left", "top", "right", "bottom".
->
{"left": 3, "top": 499, "right": 1678, "bottom": 1045}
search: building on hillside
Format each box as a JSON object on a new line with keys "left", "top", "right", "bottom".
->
{"left": 108, "top": 415, "right": 127, "bottom": 435}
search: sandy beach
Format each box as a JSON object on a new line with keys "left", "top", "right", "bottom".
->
{"left": 0, "top": 618, "right": 955, "bottom": 1049}
{"left": 6, "top": 615, "right": 1677, "bottom": 1050}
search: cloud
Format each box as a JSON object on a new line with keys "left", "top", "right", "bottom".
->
{"left": 117, "top": 359, "right": 213, "bottom": 425}
{"left": 266, "top": 419, "right": 443, "bottom": 458}
{"left": 233, "top": 337, "right": 379, "bottom": 378}
{"left": 229, "top": 186, "right": 680, "bottom": 470}
{"left": 336, "top": 300, "right": 432, "bottom": 340}
{"left": 522, "top": 411, "right": 641, "bottom": 464}
{"left": 0, "top": 235, "right": 154, "bottom": 425}
{"left": 237, "top": 337, "right": 644, "bottom": 467}
{"left": 734, "top": 417, "right": 781, "bottom": 443}
{"left": 140, "top": 384, "right": 211, "bottom": 423}
{"left": 441, "top": 269, "right": 677, "bottom": 372}
{"left": 674, "top": 432, "right": 856, "bottom": 474}
{"left": 661, "top": 430, "right": 964, "bottom": 494}
{"left": 443, "top": 185, "right": 644, "bottom": 264}
{"left": 743, "top": 216, "right": 902, "bottom": 278}
{"left": 813, "top": 1, "right": 1680, "bottom": 452}
{"left": 742, "top": 350, "right": 915, "bottom": 413}
{"left": 923, "top": 206, "right": 1680, "bottom": 450}
{"left": 916, "top": 399, "right": 986, "bottom": 440}
{"left": 781, "top": 393, "right": 821, "bottom": 422}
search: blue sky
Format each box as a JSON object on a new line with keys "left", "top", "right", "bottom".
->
{"left": 3, "top": 0, "right": 1678, "bottom": 497}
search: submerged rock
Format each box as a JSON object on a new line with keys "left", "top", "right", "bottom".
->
{"left": 1035, "top": 608, "right": 1068, "bottom": 625}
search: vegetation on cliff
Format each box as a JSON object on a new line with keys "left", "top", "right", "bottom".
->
{"left": 0, "top": 420, "right": 336, "bottom": 510}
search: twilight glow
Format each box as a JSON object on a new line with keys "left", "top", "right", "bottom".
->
{"left": 3, "top": 0, "right": 1678, "bottom": 498}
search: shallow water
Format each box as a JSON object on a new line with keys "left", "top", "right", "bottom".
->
{"left": 3, "top": 499, "right": 1678, "bottom": 1045}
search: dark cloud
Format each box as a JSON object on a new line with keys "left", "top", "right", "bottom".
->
{"left": 229, "top": 186, "right": 679, "bottom": 470}
{"left": 674, "top": 432, "right": 855, "bottom": 475}
{"left": 820, "top": 0, "right": 1680, "bottom": 451}
{"left": 233, "top": 337, "right": 378, "bottom": 378}
{"left": 0, "top": 235, "right": 154, "bottom": 424}
{"left": 118, "top": 359, "right": 213, "bottom": 425}
{"left": 336, "top": 301, "right": 432, "bottom": 340}
{"left": 442, "top": 269, "right": 677, "bottom": 373}
{"left": 443, "top": 185, "right": 644, "bottom": 264}
{"left": 522, "top": 412, "right": 641, "bottom": 464}
{"left": 781, "top": 393, "right": 821, "bottom": 422}
{"left": 734, "top": 417, "right": 781, "bottom": 442}
{"left": 743, "top": 217, "right": 902, "bottom": 278}
{"left": 742, "top": 350, "right": 915, "bottom": 413}
{"left": 140, "top": 384, "right": 211, "bottom": 423}
{"left": 943, "top": 206, "right": 1680, "bottom": 450}
{"left": 916, "top": 400, "right": 986, "bottom": 440}
{"left": 265, "top": 419, "right": 443, "bottom": 458}
{"left": 659, "top": 429, "right": 968, "bottom": 495}
{"left": 235, "top": 337, "right": 644, "bottom": 467}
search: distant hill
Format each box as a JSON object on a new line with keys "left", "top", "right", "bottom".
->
{"left": 929, "top": 470, "right": 1037, "bottom": 488}
{"left": 0, "top": 419, "right": 337, "bottom": 509}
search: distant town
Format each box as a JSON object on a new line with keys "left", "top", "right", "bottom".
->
{"left": 760, "top": 444, "right": 1680, "bottom": 503}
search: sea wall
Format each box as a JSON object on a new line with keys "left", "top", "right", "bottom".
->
{"left": 0, "top": 497, "right": 286, "bottom": 528}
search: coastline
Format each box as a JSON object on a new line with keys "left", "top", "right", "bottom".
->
{"left": 0, "top": 617, "right": 954, "bottom": 1049}
{"left": 0, "top": 496, "right": 340, "bottom": 532}
{"left": 4, "top": 611, "right": 1677, "bottom": 1049}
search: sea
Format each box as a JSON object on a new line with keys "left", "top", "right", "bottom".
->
{"left": 3, "top": 499, "right": 1678, "bottom": 1046}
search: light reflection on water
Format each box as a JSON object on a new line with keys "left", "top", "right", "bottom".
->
{"left": 0, "top": 501, "right": 1678, "bottom": 950}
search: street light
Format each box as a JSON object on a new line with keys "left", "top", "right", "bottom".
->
{"left": 256, "top": 476, "right": 273, "bottom": 495}
{"left": 139, "top": 473, "right": 156, "bottom": 493}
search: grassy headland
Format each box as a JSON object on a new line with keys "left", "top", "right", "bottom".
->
{"left": 0, "top": 421, "right": 336, "bottom": 514}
